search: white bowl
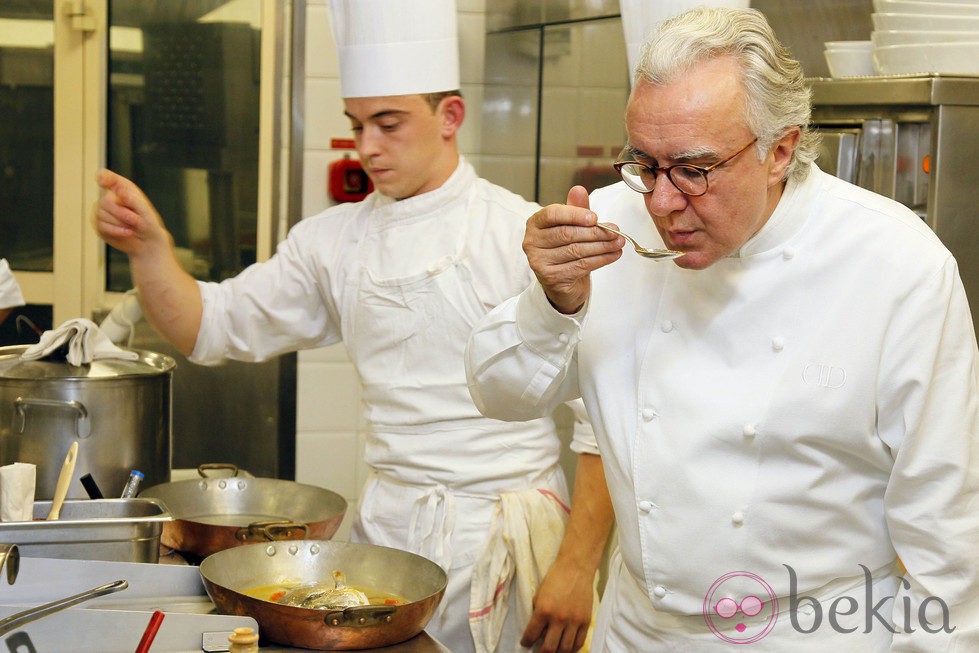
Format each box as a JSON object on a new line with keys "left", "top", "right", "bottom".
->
{"left": 874, "top": 40, "right": 979, "bottom": 73}
{"left": 873, "top": 12, "right": 979, "bottom": 30}
{"left": 874, "top": 0, "right": 979, "bottom": 14}
{"left": 824, "top": 40, "right": 874, "bottom": 51}
{"left": 872, "top": 28, "right": 979, "bottom": 46}
{"left": 825, "top": 48, "right": 876, "bottom": 77}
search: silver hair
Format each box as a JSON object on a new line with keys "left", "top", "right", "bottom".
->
{"left": 633, "top": 6, "right": 818, "bottom": 182}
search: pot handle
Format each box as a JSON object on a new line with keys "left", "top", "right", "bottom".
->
{"left": 14, "top": 397, "right": 91, "bottom": 438}
{"left": 234, "top": 520, "right": 308, "bottom": 542}
{"left": 197, "top": 463, "right": 250, "bottom": 478}
{"left": 323, "top": 605, "right": 398, "bottom": 628}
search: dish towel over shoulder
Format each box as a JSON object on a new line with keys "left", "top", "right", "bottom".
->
{"left": 20, "top": 318, "right": 139, "bottom": 366}
{"left": 469, "top": 487, "right": 596, "bottom": 653}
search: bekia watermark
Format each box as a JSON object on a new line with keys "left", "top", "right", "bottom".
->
{"left": 702, "top": 565, "right": 955, "bottom": 644}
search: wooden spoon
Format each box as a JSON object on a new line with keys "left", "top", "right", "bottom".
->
{"left": 46, "top": 442, "right": 78, "bottom": 520}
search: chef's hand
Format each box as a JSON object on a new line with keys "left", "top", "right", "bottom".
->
{"left": 521, "top": 558, "right": 594, "bottom": 653}
{"left": 93, "top": 169, "right": 174, "bottom": 259}
{"left": 524, "top": 185, "right": 624, "bottom": 315}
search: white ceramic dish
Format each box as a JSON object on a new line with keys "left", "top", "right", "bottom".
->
{"left": 874, "top": 40, "right": 979, "bottom": 73}
{"left": 873, "top": 12, "right": 979, "bottom": 30}
{"left": 872, "top": 28, "right": 979, "bottom": 46}
{"left": 824, "top": 40, "right": 874, "bottom": 50}
{"left": 874, "top": 0, "right": 979, "bottom": 14}
{"left": 825, "top": 47, "right": 876, "bottom": 77}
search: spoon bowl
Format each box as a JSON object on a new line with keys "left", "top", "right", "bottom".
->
{"left": 597, "top": 223, "right": 684, "bottom": 261}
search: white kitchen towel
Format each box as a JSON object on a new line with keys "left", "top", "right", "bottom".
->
{"left": 21, "top": 318, "right": 139, "bottom": 366}
{"left": 469, "top": 488, "right": 597, "bottom": 653}
{"left": 0, "top": 462, "right": 36, "bottom": 522}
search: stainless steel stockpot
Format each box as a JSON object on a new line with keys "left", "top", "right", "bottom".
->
{"left": 0, "top": 345, "right": 174, "bottom": 500}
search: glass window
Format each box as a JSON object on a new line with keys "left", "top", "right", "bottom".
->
{"left": 106, "top": 0, "right": 262, "bottom": 291}
{"left": 0, "top": 2, "right": 54, "bottom": 272}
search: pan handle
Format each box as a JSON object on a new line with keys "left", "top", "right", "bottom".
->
{"left": 0, "top": 579, "right": 128, "bottom": 636}
{"left": 323, "top": 605, "right": 398, "bottom": 628}
{"left": 234, "top": 520, "right": 308, "bottom": 542}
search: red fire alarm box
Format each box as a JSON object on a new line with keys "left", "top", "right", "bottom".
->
{"left": 329, "top": 153, "right": 373, "bottom": 203}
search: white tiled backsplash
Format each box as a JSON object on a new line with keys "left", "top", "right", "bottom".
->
{"left": 296, "top": 1, "right": 491, "bottom": 541}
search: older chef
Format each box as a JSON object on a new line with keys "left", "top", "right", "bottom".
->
{"left": 0, "top": 259, "right": 24, "bottom": 326}
{"left": 93, "top": 0, "right": 612, "bottom": 651}
{"left": 466, "top": 6, "right": 979, "bottom": 652}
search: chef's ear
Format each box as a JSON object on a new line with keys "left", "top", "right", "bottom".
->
{"left": 768, "top": 126, "right": 801, "bottom": 185}
{"left": 438, "top": 95, "right": 465, "bottom": 138}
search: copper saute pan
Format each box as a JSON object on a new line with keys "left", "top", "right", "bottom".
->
{"left": 199, "top": 539, "right": 447, "bottom": 650}
{"left": 140, "top": 465, "right": 347, "bottom": 559}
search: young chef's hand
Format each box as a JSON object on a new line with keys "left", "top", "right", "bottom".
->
{"left": 93, "top": 169, "right": 174, "bottom": 259}
{"left": 523, "top": 186, "right": 624, "bottom": 314}
{"left": 521, "top": 559, "right": 594, "bottom": 653}
{"left": 92, "top": 169, "right": 203, "bottom": 357}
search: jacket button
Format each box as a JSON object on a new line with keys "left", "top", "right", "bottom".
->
{"left": 660, "top": 320, "right": 674, "bottom": 333}
{"left": 772, "top": 337, "right": 784, "bottom": 352}
{"left": 558, "top": 333, "right": 569, "bottom": 344}
{"left": 732, "top": 511, "right": 745, "bottom": 526}
{"left": 653, "top": 585, "right": 667, "bottom": 598}
{"left": 783, "top": 248, "right": 795, "bottom": 260}
{"left": 742, "top": 424, "right": 757, "bottom": 438}
{"left": 638, "top": 500, "right": 655, "bottom": 513}
{"left": 641, "top": 408, "right": 658, "bottom": 422}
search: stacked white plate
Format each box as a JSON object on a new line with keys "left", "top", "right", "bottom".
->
{"left": 872, "top": 0, "right": 979, "bottom": 74}
{"left": 824, "top": 40, "right": 875, "bottom": 77}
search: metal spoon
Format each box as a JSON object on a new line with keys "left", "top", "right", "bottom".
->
{"left": 596, "top": 223, "right": 684, "bottom": 260}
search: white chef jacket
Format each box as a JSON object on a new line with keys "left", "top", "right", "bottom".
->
{"left": 190, "top": 158, "right": 598, "bottom": 652}
{"left": 0, "top": 259, "right": 24, "bottom": 310}
{"left": 466, "top": 164, "right": 979, "bottom": 651}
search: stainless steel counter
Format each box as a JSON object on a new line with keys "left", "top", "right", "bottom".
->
{"left": 0, "top": 557, "right": 448, "bottom": 652}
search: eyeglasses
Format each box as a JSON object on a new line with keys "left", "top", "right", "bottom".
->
{"left": 613, "top": 138, "right": 759, "bottom": 196}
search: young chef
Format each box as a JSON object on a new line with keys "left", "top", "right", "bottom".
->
{"left": 93, "top": 0, "right": 613, "bottom": 651}
{"left": 466, "top": 6, "right": 979, "bottom": 651}
{"left": 0, "top": 259, "right": 24, "bottom": 326}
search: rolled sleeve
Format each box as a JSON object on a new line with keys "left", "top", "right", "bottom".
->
{"left": 466, "top": 281, "right": 585, "bottom": 422}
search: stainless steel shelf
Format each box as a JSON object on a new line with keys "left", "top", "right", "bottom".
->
{"left": 809, "top": 74, "right": 979, "bottom": 107}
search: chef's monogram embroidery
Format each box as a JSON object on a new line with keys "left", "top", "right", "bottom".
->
{"left": 802, "top": 362, "right": 846, "bottom": 389}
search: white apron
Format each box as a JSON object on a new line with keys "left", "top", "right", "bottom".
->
{"left": 344, "top": 194, "right": 568, "bottom": 653}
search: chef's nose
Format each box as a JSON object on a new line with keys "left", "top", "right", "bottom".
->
{"left": 644, "top": 172, "right": 689, "bottom": 217}
{"left": 356, "top": 126, "right": 384, "bottom": 159}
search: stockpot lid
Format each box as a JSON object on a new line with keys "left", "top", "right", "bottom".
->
{"left": 0, "top": 345, "right": 175, "bottom": 380}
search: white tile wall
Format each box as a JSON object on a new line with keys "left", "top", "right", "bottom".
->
{"left": 294, "top": 1, "right": 492, "bottom": 541}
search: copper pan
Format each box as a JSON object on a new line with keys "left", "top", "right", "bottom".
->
{"left": 199, "top": 540, "right": 447, "bottom": 650}
{"left": 140, "top": 465, "right": 346, "bottom": 560}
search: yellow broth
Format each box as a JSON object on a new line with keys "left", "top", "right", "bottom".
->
{"left": 244, "top": 581, "right": 408, "bottom": 607}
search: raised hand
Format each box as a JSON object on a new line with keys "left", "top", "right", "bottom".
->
{"left": 93, "top": 169, "right": 172, "bottom": 258}
{"left": 522, "top": 186, "right": 624, "bottom": 314}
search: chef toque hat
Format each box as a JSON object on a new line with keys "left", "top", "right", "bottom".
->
{"left": 328, "top": 0, "right": 460, "bottom": 98}
{"left": 618, "top": 0, "right": 749, "bottom": 88}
